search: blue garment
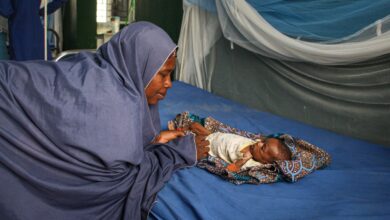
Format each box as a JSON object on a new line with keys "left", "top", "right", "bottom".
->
{"left": 0, "top": 21, "right": 196, "bottom": 220}
{"left": 0, "top": 0, "right": 67, "bottom": 61}
{"left": 0, "top": 0, "right": 13, "bottom": 17}
{"left": 39, "top": 0, "right": 68, "bottom": 16}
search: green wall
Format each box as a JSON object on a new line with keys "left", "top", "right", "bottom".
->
{"left": 63, "top": 0, "right": 97, "bottom": 50}
{"left": 136, "top": 0, "right": 183, "bottom": 43}
{"left": 62, "top": 0, "right": 183, "bottom": 49}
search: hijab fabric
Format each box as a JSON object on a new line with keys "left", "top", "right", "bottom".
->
{"left": 0, "top": 21, "right": 196, "bottom": 220}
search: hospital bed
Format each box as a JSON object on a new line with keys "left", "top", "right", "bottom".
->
{"left": 151, "top": 81, "right": 390, "bottom": 220}
{"left": 54, "top": 52, "right": 389, "bottom": 219}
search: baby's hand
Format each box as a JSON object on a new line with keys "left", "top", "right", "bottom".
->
{"left": 153, "top": 130, "right": 185, "bottom": 144}
{"left": 226, "top": 163, "right": 240, "bottom": 172}
{"left": 242, "top": 150, "right": 252, "bottom": 160}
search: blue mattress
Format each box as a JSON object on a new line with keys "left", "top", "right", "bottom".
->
{"left": 150, "top": 81, "right": 390, "bottom": 220}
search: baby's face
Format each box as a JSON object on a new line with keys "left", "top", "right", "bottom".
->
{"left": 250, "top": 138, "right": 283, "bottom": 164}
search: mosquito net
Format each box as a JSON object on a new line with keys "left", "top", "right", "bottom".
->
{"left": 176, "top": 0, "right": 390, "bottom": 145}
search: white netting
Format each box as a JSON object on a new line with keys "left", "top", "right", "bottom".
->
{"left": 177, "top": 0, "right": 390, "bottom": 90}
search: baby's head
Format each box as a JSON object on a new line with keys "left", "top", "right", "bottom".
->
{"left": 250, "top": 138, "right": 292, "bottom": 164}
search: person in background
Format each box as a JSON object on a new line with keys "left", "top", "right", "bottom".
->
{"left": 0, "top": 0, "right": 68, "bottom": 61}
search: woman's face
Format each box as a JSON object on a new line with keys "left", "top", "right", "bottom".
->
{"left": 145, "top": 54, "right": 176, "bottom": 105}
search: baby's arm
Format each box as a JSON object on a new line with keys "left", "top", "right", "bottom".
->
{"left": 226, "top": 147, "right": 252, "bottom": 172}
{"left": 190, "top": 122, "right": 211, "bottom": 136}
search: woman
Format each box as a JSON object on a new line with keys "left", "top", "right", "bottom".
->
{"left": 0, "top": 0, "right": 68, "bottom": 61}
{"left": 0, "top": 22, "right": 208, "bottom": 219}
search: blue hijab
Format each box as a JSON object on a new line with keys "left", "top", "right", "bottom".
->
{"left": 0, "top": 21, "right": 196, "bottom": 219}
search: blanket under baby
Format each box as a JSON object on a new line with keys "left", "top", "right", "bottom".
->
{"left": 171, "top": 112, "right": 331, "bottom": 184}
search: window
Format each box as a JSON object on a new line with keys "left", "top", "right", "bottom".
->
{"left": 96, "top": 0, "right": 112, "bottom": 23}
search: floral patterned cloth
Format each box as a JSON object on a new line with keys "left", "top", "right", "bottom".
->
{"left": 170, "top": 112, "right": 331, "bottom": 184}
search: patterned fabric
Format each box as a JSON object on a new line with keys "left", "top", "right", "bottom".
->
{"left": 170, "top": 112, "right": 332, "bottom": 184}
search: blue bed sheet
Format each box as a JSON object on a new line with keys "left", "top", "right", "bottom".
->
{"left": 150, "top": 81, "right": 390, "bottom": 220}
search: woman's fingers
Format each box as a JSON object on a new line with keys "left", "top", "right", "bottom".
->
{"left": 174, "top": 130, "right": 185, "bottom": 137}
{"left": 153, "top": 130, "right": 186, "bottom": 144}
{"left": 167, "top": 121, "right": 175, "bottom": 131}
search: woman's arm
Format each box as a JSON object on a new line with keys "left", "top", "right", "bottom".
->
{"left": 140, "top": 135, "right": 197, "bottom": 219}
{"left": 152, "top": 130, "right": 185, "bottom": 144}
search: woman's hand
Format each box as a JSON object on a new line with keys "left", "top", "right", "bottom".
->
{"left": 195, "top": 135, "right": 210, "bottom": 160}
{"left": 153, "top": 130, "right": 185, "bottom": 144}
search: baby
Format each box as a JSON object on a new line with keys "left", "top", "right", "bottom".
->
{"left": 173, "top": 121, "right": 292, "bottom": 172}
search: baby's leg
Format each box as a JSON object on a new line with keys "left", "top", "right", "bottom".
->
{"left": 190, "top": 122, "right": 211, "bottom": 136}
